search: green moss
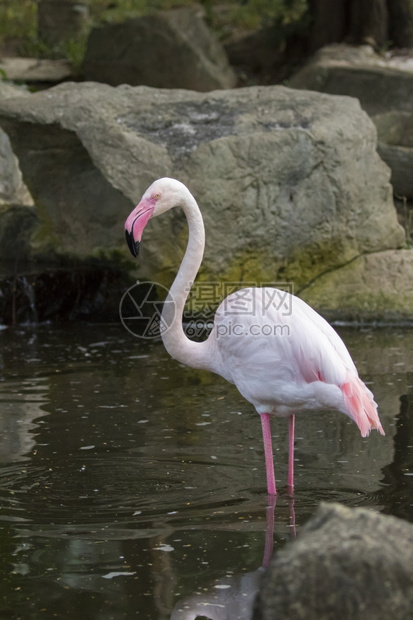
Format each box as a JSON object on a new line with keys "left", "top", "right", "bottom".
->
{"left": 200, "top": 248, "right": 277, "bottom": 284}
{"left": 208, "top": 238, "right": 355, "bottom": 287}
{"left": 28, "top": 198, "right": 61, "bottom": 256}
{"left": 299, "top": 253, "right": 413, "bottom": 321}
{"left": 175, "top": 237, "right": 357, "bottom": 315}
{"left": 282, "top": 239, "right": 357, "bottom": 290}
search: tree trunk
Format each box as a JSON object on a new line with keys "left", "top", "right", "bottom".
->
{"left": 307, "top": 0, "right": 413, "bottom": 51}
{"left": 308, "top": 0, "right": 349, "bottom": 51}
{"left": 349, "top": 0, "right": 389, "bottom": 47}
{"left": 387, "top": 0, "right": 413, "bottom": 47}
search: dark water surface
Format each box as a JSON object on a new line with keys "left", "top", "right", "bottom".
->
{"left": 0, "top": 324, "right": 412, "bottom": 620}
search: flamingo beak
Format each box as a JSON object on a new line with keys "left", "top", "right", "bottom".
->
{"left": 125, "top": 229, "right": 140, "bottom": 257}
{"left": 124, "top": 200, "right": 155, "bottom": 258}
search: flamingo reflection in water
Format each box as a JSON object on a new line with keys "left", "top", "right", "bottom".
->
{"left": 170, "top": 496, "right": 294, "bottom": 620}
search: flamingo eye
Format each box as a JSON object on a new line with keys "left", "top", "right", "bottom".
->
{"left": 153, "top": 192, "right": 161, "bottom": 200}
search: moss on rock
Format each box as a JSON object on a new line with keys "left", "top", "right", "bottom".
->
{"left": 299, "top": 249, "right": 413, "bottom": 322}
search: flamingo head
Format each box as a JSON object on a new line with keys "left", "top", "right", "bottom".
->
{"left": 124, "top": 177, "right": 187, "bottom": 257}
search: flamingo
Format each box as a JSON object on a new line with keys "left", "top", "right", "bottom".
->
{"left": 124, "top": 178, "right": 385, "bottom": 495}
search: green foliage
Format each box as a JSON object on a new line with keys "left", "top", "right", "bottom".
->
{"left": 62, "top": 36, "right": 89, "bottom": 70}
{"left": 0, "top": 0, "right": 37, "bottom": 41}
{"left": 223, "top": 0, "right": 306, "bottom": 30}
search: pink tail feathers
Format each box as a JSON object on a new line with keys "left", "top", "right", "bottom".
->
{"left": 342, "top": 376, "right": 385, "bottom": 437}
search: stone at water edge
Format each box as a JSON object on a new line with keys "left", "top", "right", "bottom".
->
{"left": 253, "top": 502, "right": 413, "bottom": 620}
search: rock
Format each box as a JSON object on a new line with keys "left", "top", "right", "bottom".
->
{"left": 0, "top": 82, "right": 33, "bottom": 207}
{"left": 374, "top": 111, "right": 413, "bottom": 200}
{"left": 253, "top": 502, "right": 413, "bottom": 620}
{"left": 300, "top": 249, "right": 413, "bottom": 323}
{"left": 224, "top": 24, "right": 286, "bottom": 85}
{"left": 0, "top": 81, "right": 30, "bottom": 100}
{"left": 0, "top": 81, "right": 410, "bottom": 322}
{"left": 0, "top": 58, "right": 73, "bottom": 83}
{"left": 0, "top": 82, "right": 34, "bottom": 265}
{"left": 37, "top": 0, "right": 89, "bottom": 46}
{"left": 289, "top": 44, "right": 413, "bottom": 203}
{"left": 0, "top": 205, "right": 38, "bottom": 263}
{"left": 82, "top": 7, "right": 236, "bottom": 91}
{"left": 0, "top": 130, "right": 33, "bottom": 207}
{"left": 289, "top": 44, "right": 413, "bottom": 116}
{"left": 0, "top": 81, "right": 404, "bottom": 295}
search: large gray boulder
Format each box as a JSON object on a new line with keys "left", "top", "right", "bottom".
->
{"left": 82, "top": 7, "right": 236, "bottom": 91}
{"left": 254, "top": 502, "right": 413, "bottom": 620}
{"left": 0, "top": 81, "right": 408, "bottom": 321}
{"left": 0, "top": 82, "right": 404, "bottom": 275}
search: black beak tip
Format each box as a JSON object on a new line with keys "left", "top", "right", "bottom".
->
{"left": 125, "top": 229, "right": 140, "bottom": 258}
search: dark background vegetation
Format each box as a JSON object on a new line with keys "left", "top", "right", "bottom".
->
{"left": 1, "top": 0, "right": 413, "bottom": 82}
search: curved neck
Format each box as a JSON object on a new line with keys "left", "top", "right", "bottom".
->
{"left": 161, "top": 193, "right": 210, "bottom": 369}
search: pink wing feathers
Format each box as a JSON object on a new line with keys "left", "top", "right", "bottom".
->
{"left": 213, "top": 288, "right": 384, "bottom": 437}
{"left": 341, "top": 376, "right": 384, "bottom": 437}
{"left": 286, "top": 294, "right": 384, "bottom": 437}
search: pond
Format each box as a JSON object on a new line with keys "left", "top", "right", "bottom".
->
{"left": 0, "top": 323, "right": 412, "bottom": 620}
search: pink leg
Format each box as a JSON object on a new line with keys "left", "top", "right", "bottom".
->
{"left": 287, "top": 414, "right": 295, "bottom": 493}
{"left": 260, "top": 413, "right": 276, "bottom": 495}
